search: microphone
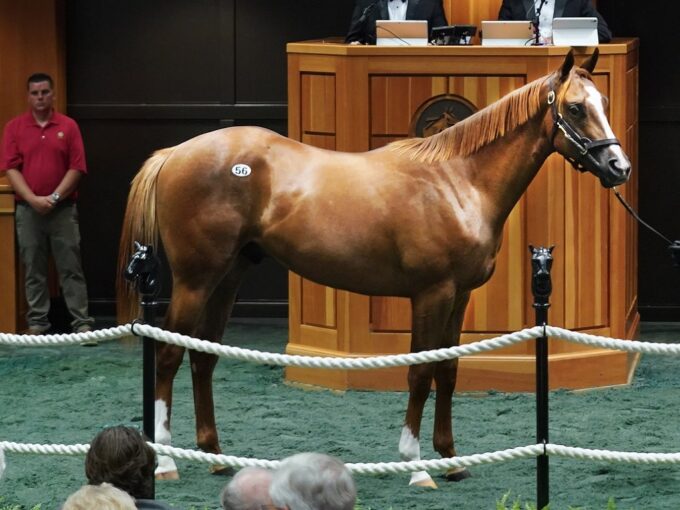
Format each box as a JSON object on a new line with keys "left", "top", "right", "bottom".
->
{"left": 532, "top": 0, "right": 548, "bottom": 46}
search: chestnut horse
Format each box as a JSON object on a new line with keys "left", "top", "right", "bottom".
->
{"left": 117, "top": 49, "right": 630, "bottom": 486}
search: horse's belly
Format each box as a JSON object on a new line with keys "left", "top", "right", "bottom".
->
{"left": 281, "top": 253, "right": 414, "bottom": 296}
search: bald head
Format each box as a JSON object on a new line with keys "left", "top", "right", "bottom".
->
{"left": 221, "top": 467, "right": 274, "bottom": 510}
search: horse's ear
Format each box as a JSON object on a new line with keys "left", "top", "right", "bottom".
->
{"left": 579, "top": 48, "right": 599, "bottom": 74}
{"left": 558, "top": 49, "right": 575, "bottom": 81}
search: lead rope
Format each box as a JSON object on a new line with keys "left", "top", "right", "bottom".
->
{"left": 612, "top": 187, "right": 680, "bottom": 266}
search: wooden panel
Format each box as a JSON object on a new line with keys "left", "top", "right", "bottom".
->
{"left": 370, "top": 76, "right": 448, "bottom": 135}
{"left": 371, "top": 297, "right": 411, "bottom": 332}
{"left": 564, "top": 167, "right": 609, "bottom": 330}
{"left": 0, "top": 0, "right": 66, "bottom": 129}
{"left": 301, "top": 134, "right": 335, "bottom": 150}
{"left": 301, "top": 73, "right": 335, "bottom": 134}
{"left": 301, "top": 280, "right": 336, "bottom": 328}
{"left": 0, "top": 190, "right": 17, "bottom": 333}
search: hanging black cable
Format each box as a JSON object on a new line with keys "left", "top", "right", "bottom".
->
{"left": 612, "top": 187, "right": 680, "bottom": 267}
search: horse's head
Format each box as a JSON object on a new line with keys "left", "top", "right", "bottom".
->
{"left": 546, "top": 49, "right": 631, "bottom": 188}
{"left": 124, "top": 242, "right": 161, "bottom": 295}
{"left": 530, "top": 245, "right": 554, "bottom": 300}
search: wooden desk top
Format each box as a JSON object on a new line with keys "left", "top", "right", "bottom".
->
{"left": 287, "top": 37, "right": 638, "bottom": 56}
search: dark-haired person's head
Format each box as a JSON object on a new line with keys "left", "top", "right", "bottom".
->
{"left": 85, "top": 425, "right": 156, "bottom": 499}
{"left": 27, "top": 72, "right": 53, "bottom": 90}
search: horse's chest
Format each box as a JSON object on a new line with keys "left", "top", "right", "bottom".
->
{"left": 452, "top": 238, "right": 500, "bottom": 290}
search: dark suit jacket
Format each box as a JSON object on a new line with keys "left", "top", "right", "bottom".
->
{"left": 498, "top": 0, "right": 612, "bottom": 43}
{"left": 346, "top": 0, "right": 448, "bottom": 44}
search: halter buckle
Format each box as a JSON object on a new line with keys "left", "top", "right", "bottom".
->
{"left": 547, "top": 90, "right": 555, "bottom": 105}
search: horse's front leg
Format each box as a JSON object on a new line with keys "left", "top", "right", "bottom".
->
{"left": 433, "top": 290, "right": 471, "bottom": 482}
{"left": 401, "top": 282, "right": 456, "bottom": 488}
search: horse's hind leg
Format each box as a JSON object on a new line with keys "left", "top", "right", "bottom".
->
{"left": 155, "top": 283, "right": 213, "bottom": 479}
{"left": 188, "top": 254, "right": 251, "bottom": 475}
{"left": 401, "top": 282, "right": 455, "bottom": 489}
{"left": 433, "top": 291, "right": 471, "bottom": 482}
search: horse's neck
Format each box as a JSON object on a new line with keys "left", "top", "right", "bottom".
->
{"left": 467, "top": 115, "right": 552, "bottom": 231}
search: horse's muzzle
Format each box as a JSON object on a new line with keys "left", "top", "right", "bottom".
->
{"left": 609, "top": 156, "right": 631, "bottom": 180}
{"left": 598, "top": 155, "right": 631, "bottom": 188}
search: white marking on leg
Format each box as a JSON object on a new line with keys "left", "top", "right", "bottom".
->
{"left": 399, "top": 425, "right": 435, "bottom": 487}
{"left": 154, "top": 399, "right": 178, "bottom": 475}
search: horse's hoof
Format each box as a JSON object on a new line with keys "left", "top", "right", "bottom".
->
{"left": 156, "top": 470, "right": 180, "bottom": 481}
{"left": 445, "top": 467, "right": 471, "bottom": 482}
{"left": 412, "top": 478, "right": 438, "bottom": 489}
{"left": 210, "top": 464, "right": 235, "bottom": 476}
{"left": 409, "top": 471, "right": 438, "bottom": 489}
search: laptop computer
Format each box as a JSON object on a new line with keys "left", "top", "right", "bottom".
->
{"left": 376, "top": 20, "right": 429, "bottom": 46}
{"left": 481, "top": 20, "right": 534, "bottom": 47}
{"left": 552, "top": 17, "right": 599, "bottom": 46}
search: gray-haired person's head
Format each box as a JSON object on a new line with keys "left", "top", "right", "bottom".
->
{"left": 220, "top": 466, "right": 273, "bottom": 510}
{"left": 269, "top": 452, "right": 356, "bottom": 510}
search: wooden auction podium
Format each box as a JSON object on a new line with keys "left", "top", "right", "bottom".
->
{"left": 285, "top": 39, "right": 639, "bottom": 392}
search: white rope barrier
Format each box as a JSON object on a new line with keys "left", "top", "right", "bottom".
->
{"left": 2, "top": 324, "right": 680, "bottom": 369}
{"left": 5, "top": 439, "right": 680, "bottom": 474}
{"left": 128, "top": 324, "right": 544, "bottom": 369}
{"left": 0, "top": 325, "right": 132, "bottom": 346}
{"left": 547, "top": 444, "right": 680, "bottom": 464}
{"left": 3, "top": 323, "right": 680, "bottom": 478}
{"left": 546, "top": 326, "right": 680, "bottom": 355}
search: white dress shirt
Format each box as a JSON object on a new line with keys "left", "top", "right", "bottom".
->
{"left": 535, "top": 0, "right": 555, "bottom": 44}
{"left": 388, "top": 0, "right": 409, "bottom": 21}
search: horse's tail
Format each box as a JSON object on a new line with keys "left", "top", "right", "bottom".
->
{"left": 116, "top": 147, "right": 175, "bottom": 325}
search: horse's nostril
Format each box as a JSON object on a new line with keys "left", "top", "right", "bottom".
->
{"left": 608, "top": 158, "right": 630, "bottom": 177}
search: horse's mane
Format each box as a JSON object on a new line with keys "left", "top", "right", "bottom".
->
{"left": 388, "top": 76, "right": 549, "bottom": 163}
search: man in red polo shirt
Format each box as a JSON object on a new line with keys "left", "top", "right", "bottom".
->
{"left": 1, "top": 73, "right": 95, "bottom": 340}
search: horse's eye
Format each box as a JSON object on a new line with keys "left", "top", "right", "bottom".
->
{"left": 568, "top": 103, "right": 584, "bottom": 116}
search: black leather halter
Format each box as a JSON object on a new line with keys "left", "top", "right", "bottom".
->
{"left": 547, "top": 88, "right": 621, "bottom": 172}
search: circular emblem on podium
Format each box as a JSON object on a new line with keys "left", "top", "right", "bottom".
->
{"left": 409, "top": 94, "right": 478, "bottom": 138}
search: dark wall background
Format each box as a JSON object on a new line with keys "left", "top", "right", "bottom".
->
{"left": 598, "top": 0, "right": 680, "bottom": 320}
{"left": 66, "top": 0, "right": 680, "bottom": 321}
{"left": 65, "top": 0, "right": 354, "bottom": 318}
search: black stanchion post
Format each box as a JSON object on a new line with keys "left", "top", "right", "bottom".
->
{"left": 125, "top": 242, "right": 160, "bottom": 499}
{"left": 530, "top": 245, "right": 553, "bottom": 510}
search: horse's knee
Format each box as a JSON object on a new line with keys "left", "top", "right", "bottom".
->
{"left": 156, "top": 345, "right": 185, "bottom": 378}
{"left": 434, "top": 359, "right": 458, "bottom": 383}
{"left": 407, "top": 365, "right": 435, "bottom": 393}
{"left": 189, "top": 351, "right": 219, "bottom": 375}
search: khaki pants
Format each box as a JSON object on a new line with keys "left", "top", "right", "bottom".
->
{"left": 15, "top": 202, "right": 94, "bottom": 332}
